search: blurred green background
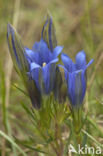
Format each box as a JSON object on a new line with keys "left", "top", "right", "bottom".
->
{"left": 0, "top": 0, "right": 103, "bottom": 155}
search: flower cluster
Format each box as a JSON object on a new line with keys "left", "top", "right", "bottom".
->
{"left": 7, "top": 15, "right": 93, "bottom": 110}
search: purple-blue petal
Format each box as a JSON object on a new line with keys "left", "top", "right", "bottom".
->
{"left": 30, "top": 68, "right": 41, "bottom": 91}
{"left": 49, "top": 58, "right": 58, "bottom": 65}
{"left": 75, "top": 50, "right": 86, "bottom": 70}
{"left": 53, "top": 46, "right": 63, "bottom": 58}
{"left": 42, "top": 63, "right": 56, "bottom": 94}
{"left": 86, "top": 59, "right": 94, "bottom": 69}
{"left": 67, "top": 70, "right": 87, "bottom": 108}
{"left": 74, "top": 70, "right": 84, "bottom": 106}
{"left": 32, "top": 41, "right": 40, "bottom": 51}
{"left": 25, "top": 48, "right": 40, "bottom": 64}
{"left": 68, "top": 72, "right": 75, "bottom": 106}
{"left": 42, "top": 64, "right": 50, "bottom": 94}
{"left": 61, "top": 53, "right": 76, "bottom": 72}
{"left": 30, "top": 62, "right": 41, "bottom": 71}
{"left": 81, "top": 70, "right": 87, "bottom": 103}
{"left": 33, "top": 39, "right": 50, "bottom": 63}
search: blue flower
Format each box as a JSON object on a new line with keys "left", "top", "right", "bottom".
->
{"left": 41, "top": 14, "right": 57, "bottom": 52}
{"left": 41, "top": 14, "right": 63, "bottom": 100}
{"left": 7, "top": 15, "right": 63, "bottom": 108}
{"left": 60, "top": 51, "right": 93, "bottom": 109}
{"left": 25, "top": 39, "right": 63, "bottom": 94}
{"left": 7, "top": 24, "right": 41, "bottom": 109}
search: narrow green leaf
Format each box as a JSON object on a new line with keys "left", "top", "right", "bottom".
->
{"left": 21, "top": 102, "right": 35, "bottom": 120}
{"left": 0, "top": 130, "right": 27, "bottom": 156}
{"left": 82, "top": 129, "right": 103, "bottom": 148}
{"left": 12, "top": 83, "right": 28, "bottom": 96}
{"left": 23, "top": 144, "right": 48, "bottom": 154}
{"left": 87, "top": 116, "right": 103, "bottom": 137}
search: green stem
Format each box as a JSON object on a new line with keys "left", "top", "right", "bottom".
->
{"left": 72, "top": 108, "right": 83, "bottom": 145}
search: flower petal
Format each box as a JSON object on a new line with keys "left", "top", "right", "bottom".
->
{"left": 42, "top": 63, "right": 56, "bottom": 94}
{"left": 49, "top": 58, "right": 58, "bottom": 65}
{"left": 75, "top": 50, "right": 86, "bottom": 70}
{"left": 61, "top": 53, "right": 75, "bottom": 72}
{"left": 86, "top": 59, "right": 94, "bottom": 69}
{"left": 53, "top": 46, "right": 63, "bottom": 58}
{"left": 30, "top": 68, "right": 41, "bottom": 91}
{"left": 81, "top": 70, "right": 87, "bottom": 103}
{"left": 30, "top": 62, "right": 41, "bottom": 71}
{"left": 42, "top": 65, "right": 50, "bottom": 94}
{"left": 33, "top": 39, "right": 50, "bottom": 64}
{"left": 32, "top": 41, "right": 40, "bottom": 51}
{"left": 41, "top": 14, "right": 57, "bottom": 52}
{"left": 68, "top": 72, "right": 75, "bottom": 106}
{"left": 74, "top": 70, "right": 84, "bottom": 107}
{"left": 25, "top": 48, "right": 39, "bottom": 64}
{"left": 67, "top": 70, "right": 86, "bottom": 108}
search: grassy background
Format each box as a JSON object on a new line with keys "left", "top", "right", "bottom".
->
{"left": 0, "top": 0, "right": 103, "bottom": 155}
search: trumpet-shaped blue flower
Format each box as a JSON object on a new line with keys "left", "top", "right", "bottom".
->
{"left": 60, "top": 51, "right": 93, "bottom": 109}
{"left": 7, "top": 15, "right": 63, "bottom": 108}
{"left": 25, "top": 39, "right": 63, "bottom": 94}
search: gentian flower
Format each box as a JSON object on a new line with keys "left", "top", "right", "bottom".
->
{"left": 7, "top": 15, "right": 63, "bottom": 108}
{"left": 7, "top": 24, "right": 41, "bottom": 109}
{"left": 25, "top": 39, "right": 63, "bottom": 94}
{"left": 60, "top": 51, "right": 93, "bottom": 109}
{"left": 41, "top": 15, "right": 64, "bottom": 100}
{"left": 24, "top": 15, "right": 63, "bottom": 95}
